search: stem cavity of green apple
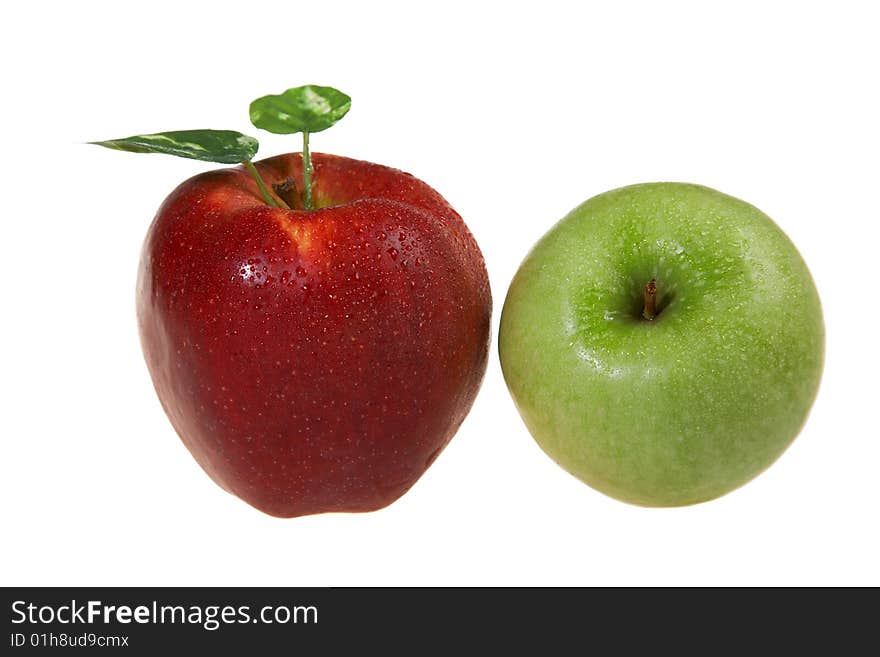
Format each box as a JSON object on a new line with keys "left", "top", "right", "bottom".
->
{"left": 249, "top": 85, "right": 352, "bottom": 211}
{"left": 643, "top": 279, "right": 658, "bottom": 320}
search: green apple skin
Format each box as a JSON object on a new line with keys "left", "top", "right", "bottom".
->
{"left": 499, "top": 183, "right": 824, "bottom": 507}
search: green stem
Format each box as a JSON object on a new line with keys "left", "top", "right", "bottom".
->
{"left": 243, "top": 160, "right": 289, "bottom": 209}
{"left": 302, "top": 130, "right": 312, "bottom": 210}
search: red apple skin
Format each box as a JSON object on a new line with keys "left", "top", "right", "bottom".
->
{"left": 137, "top": 153, "right": 491, "bottom": 517}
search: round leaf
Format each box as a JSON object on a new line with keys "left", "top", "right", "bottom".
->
{"left": 90, "top": 130, "right": 258, "bottom": 164}
{"left": 249, "top": 85, "right": 351, "bottom": 135}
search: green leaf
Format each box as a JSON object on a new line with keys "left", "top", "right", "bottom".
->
{"left": 90, "top": 130, "right": 258, "bottom": 164}
{"left": 249, "top": 85, "right": 351, "bottom": 134}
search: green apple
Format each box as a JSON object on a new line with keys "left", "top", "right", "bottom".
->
{"left": 499, "top": 183, "right": 824, "bottom": 506}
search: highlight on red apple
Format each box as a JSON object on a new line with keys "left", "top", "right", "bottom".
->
{"left": 92, "top": 85, "right": 492, "bottom": 518}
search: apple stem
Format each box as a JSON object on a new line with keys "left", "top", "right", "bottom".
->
{"left": 643, "top": 279, "right": 658, "bottom": 320}
{"left": 302, "top": 130, "right": 313, "bottom": 210}
{"left": 243, "top": 161, "right": 290, "bottom": 209}
{"left": 273, "top": 178, "right": 301, "bottom": 210}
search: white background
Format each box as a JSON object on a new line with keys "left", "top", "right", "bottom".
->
{"left": 2, "top": 1, "right": 878, "bottom": 586}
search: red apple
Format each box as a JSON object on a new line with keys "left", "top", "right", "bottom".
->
{"left": 137, "top": 153, "right": 491, "bottom": 517}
